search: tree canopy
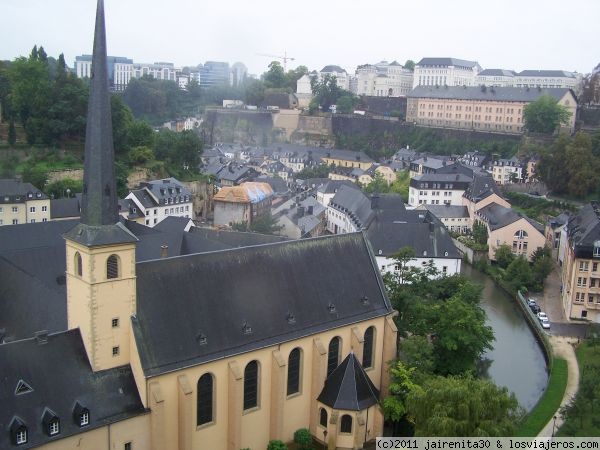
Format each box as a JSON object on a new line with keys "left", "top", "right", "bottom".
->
{"left": 523, "top": 94, "right": 571, "bottom": 134}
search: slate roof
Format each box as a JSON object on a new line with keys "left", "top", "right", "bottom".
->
{"left": 329, "top": 185, "right": 374, "bottom": 229}
{"left": 567, "top": 202, "right": 600, "bottom": 258}
{"left": 518, "top": 70, "right": 576, "bottom": 78}
{"left": 477, "top": 202, "right": 543, "bottom": 233}
{"left": 132, "top": 233, "right": 392, "bottom": 376}
{"left": 318, "top": 180, "right": 356, "bottom": 195}
{"left": 128, "top": 189, "right": 156, "bottom": 208}
{"left": 478, "top": 69, "right": 516, "bottom": 77}
{"left": 117, "top": 198, "right": 143, "bottom": 220}
{"left": 422, "top": 204, "right": 470, "bottom": 219}
{"left": 257, "top": 177, "right": 289, "bottom": 196}
{"left": 366, "top": 208, "right": 460, "bottom": 259}
{"left": 463, "top": 173, "right": 502, "bottom": 203}
{"left": 416, "top": 57, "right": 479, "bottom": 68}
{"left": 321, "top": 65, "right": 346, "bottom": 73}
{"left": 408, "top": 86, "right": 573, "bottom": 103}
{"left": 412, "top": 173, "right": 472, "bottom": 183}
{"left": 0, "top": 179, "right": 47, "bottom": 203}
{"left": 0, "top": 329, "right": 146, "bottom": 450}
{"left": 317, "top": 352, "right": 379, "bottom": 410}
{"left": 139, "top": 178, "right": 192, "bottom": 205}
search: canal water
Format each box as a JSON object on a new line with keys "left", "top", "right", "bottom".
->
{"left": 462, "top": 264, "right": 548, "bottom": 411}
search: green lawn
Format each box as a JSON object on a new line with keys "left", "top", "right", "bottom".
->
{"left": 556, "top": 343, "right": 600, "bottom": 436}
{"left": 516, "top": 358, "right": 568, "bottom": 436}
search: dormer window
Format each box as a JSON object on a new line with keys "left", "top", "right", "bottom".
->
{"left": 42, "top": 408, "right": 60, "bottom": 436}
{"left": 73, "top": 402, "right": 90, "bottom": 427}
{"left": 594, "top": 241, "right": 600, "bottom": 258}
{"left": 10, "top": 417, "right": 27, "bottom": 445}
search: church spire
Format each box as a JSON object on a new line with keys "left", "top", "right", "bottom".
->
{"left": 81, "top": 0, "right": 117, "bottom": 226}
{"left": 64, "top": 0, "right": 137, "bottom": 247}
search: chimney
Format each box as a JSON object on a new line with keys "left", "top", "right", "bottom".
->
{"left": 160, "top": 245, "right": 169, "bottom": 258}
{"left": 307, "top": 205, "right": 314, "bottom": 215}
{"left": 297, "top": 206, "right": 305, "bottom": 217}
{"left": 371, "top": 194, "right": 380, "bottom": 210}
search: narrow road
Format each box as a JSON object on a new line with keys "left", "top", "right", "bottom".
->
{"left": 537, "top": 336, "right": 580, "bottom": 437}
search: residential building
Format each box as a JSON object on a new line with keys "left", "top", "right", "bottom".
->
{"left": 407, "top": 86, "right": 577, "bottom": 133}
{"left": 476, "top": 69, "right": 517, "bottom": 87}
{"left": 490, "top": 157, "right": 523, "bottom": 184}
{"left": 319, "top": 65, "right": 351, "bottom": 91}
{"left": 408, "top": 156, "right": 456, "bottom": 178}
{"left": 413, "top": 57, "right": 481, "bottom": 89}
{"left": 316, "top": 180, "right": 356, "bottom": 207}
{"left": 296, "top": 73, "right": 314, "bottom": 95}
{"left": 125, "top": 177, "right": 193, "bottom": 227}
{"left": 475, "top": 202, "right": 546, "bottom": 262}
{"left": 408, "top": 173, "right": 472, "bottom": 206}
{"left": 368, "top": 201, "right": 462, "bottom": 278}
{"left": 0, "top": 179, "right": 50, "bottom": 225}
{"left": 456, "top": 151, "right": 490, "bottom": 168}
{"left": 462, "top": 172, "right": 511, "bottom": 229}
{"left": 321, "top": 149, "right": 373, "bottom": 170}
{"left": 326, "top": 184, "right": 373, "bottom": 234}
{"left": 515, "top": 70, "right": 582, "bottom": 93}
{"left": 355, "top": 61, "right": 414, "bottom": 97}
{"left": 275, "top": 195, "right": 326, "bottom": 239}
{"left": 213, "top": 182, "right": 273, "bottom": 227}
{"left": 545, "top": 212, "right": 570, "bottom": 260}
{"left": 561, "top": 202, "right": 600, "bottom": 321}
{"left": 0, "top": 6, "right": 397, "bottom": 450}
{"left": 74, "top": 54, "right": 133, "bottom": 91}
{"left": 50, "top": 196, "right": 81, "bottom": 221}
{"left": 417, "top": 204, "right": 471, "bottom": 233}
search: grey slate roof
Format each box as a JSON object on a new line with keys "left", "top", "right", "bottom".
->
{"left": 463, "top": 173, "right": 502, "bottom": 203}
{"left": 0, "top": 329, "right": 146, "bottom": 450}
{"left": 567, "top": 202, "right": 600, "bottom": 258}
{"left": 132, "top": 233, "right": 392, "bottom": 376}
{"left": 366, "top": 209, "right": 460, "bottom": 259}
{"left": 408, "top": 85, "right": 573, "bottom": 103}
{"left": 63, "top": 222, "right": 139, "bottom": 247}
{"left": 317, "top": 353, "right": 379, "bottom": 411}
{"left": 477, "top": 202, "right": 543, "bottom": 232}
{"left": 478, "top": 69, "right": 516, "bottom": 77}
{"left": 417, "top": 57, "right": 478, "bottom": 68}
{"left": 128, "top": 189, "right": 156, "bottom": 208}
{"left": 50, "top": 197, "right": 81, "bottom": 220}
{"left": 518, "top": 70, "right": 576, "bottom": 78}
{"left": 321, "top": 65, "right": 346, "bottom": 73}
{"left": 423, "top": 204, "right": 470, "bottom": 219}
{"left": 318, "top": 180, "right": 356, "bottom": 195}
{"left": 412, "top": 173, "right": 472, "bottom": 183}
{"left": 139, "top": 178, "right": 192, "bottom": 205}
{"left": 0, "top": 179, "right": 47, "bottom": 203}
{"left": 329, "top": 185, "right": 373, "bottom": 229}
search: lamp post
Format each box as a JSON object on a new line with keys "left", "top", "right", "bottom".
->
{"left": 552, "top": 415, "right": 557, "bottom": 437}
{"left": 322, "top": 429, "right": 328, "bottom": 450}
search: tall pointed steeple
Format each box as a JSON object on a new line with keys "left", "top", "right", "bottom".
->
{"left": 81, "top": 0, "right": 117, "bottom": 226}
{"left": 64, "top": 0, "right": 137, "bottom": 246}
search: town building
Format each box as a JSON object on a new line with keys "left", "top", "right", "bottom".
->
{"left": 413, "top": 57, "right": 481, "bottom": 89}
{"left": 515, "top": 70, "right": 582, "bottom": 93}
{"left": 0, "top": 179, "right": 50, "bottom": 226}
{"left": 561, "top": 202, "right": 600, "bottom": 321}
{"left": 408, "top": 156, "right": 456, "bottom": 178}
{"left": 230, "top": 62, "right": 248, "bottom": 87}
{"left": 475, "top": 202, "right": 546, "bottom": 262}
{"left": 199, "top": 61, "right": 231, "bottom": 87}
{"left": 417, "top": 204, "right": 471, "bottom": 234}
{"left": 213, "top": 182, "right": 273, "bottom": 227}
{"left": 408, "top": 173, "right": 473, "bottom": 207}
{"left": 462, "top": 173, "right": 511, "bottom": 229}
{"left": 275, "top": 195, "right": 326, "bottom": 239}
{"left": 407, "top": 86, "right": 577, "bottom": 133}
{"left": 125, "top": 178, "right": 193, "bottom": 227}
{"left": 490, "top": 157, "right": 523, "bottom": 184}
{"left": 75, "top": 54, "right": 134, "bottom": 91}
{"left": 355, "top": 61, "right": 414, "bottom": 97}
{"left": 475, "top": 69, "right": 517, "bottom": 87}
{"left": 0, "top": 4, "right": 398, "bottom": 450}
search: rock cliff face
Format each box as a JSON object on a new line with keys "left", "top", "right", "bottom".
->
{"left": 202, "top": 109, "right": 275, "bottom": 146}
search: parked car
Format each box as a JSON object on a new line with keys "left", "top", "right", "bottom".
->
{"left": 537, "top": 311, "right": 548, "bottom": 320}
{"left": 539, "top": 316, "right": 551, "bottom": 329}
{"left": 530, "top": 304, "right": 541, "bottom": 314}
{"left": 527, "top": 298, "right": 537, "bottom": 306}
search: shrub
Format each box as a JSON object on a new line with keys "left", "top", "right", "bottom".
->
{"left": 293, "top": 428, "right": 313, "bottom": 450}
{"left": 266, "top": 440, "right": 287, "bottom": 450}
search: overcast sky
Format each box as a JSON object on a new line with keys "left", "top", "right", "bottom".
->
{"left": 1, "top": 0, "right": 598, "bottom": 77}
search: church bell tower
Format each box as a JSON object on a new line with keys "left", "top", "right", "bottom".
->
{"left": 64, "top": 0, "right": 138, "bottom": 372}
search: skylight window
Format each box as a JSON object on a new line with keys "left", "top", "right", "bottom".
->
{"left": 15, "top": 380, "right": 33, "bottom": 395}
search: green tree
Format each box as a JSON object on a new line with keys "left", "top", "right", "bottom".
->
{"left": 248, "top": 213, "right": 283, "bottom": 235}
{"left": 390, "top": 170, "right": 410, "bottom": 202}
{"left": 398, "top": 335, "right": 435, "bottom": 374}
{"left": 127, "top": 120, "right": 155, "bottom": 149}
{"left": 536, "top": 134, "right": 570, "bottom": 194}
{"left": 263, "top": 61, "right": 286, "bottom": 89}
{"left": 8, "top": 120, "right": 16, "bottom": 145}
{"left": 44, "top": 178, "right": 83, "bottom": 199}
{"left": 407, "top": 374, "right": 522, "bottom": 436}
{"left": 243, "top": 78, "right": 266, "bottom": 106}
{"left": 295, "top": 163, "right": 331, "bottom": 180}
{"left": 494, "top": 244, "right": 515, "bottom": 269}
{"left": 433, "top": 296, "right": 494, "bottom": 375}
{"left": 472, "top": 221, "right": 488, "bottom": 245}
{"left": 565, "top": 132, "right": 600, "bottom": 198}
{"left": 285, "top": 65, "right": 308, "bottom": 92}
{"left": 523, "top": 94, "right": 571, "bottom": 134}
{"left": 364, "top": 172, "right": 390, "bottom": 193}
{"left": 111, "top": 94, "right": 135, "bottom": 153}
{"left": 504, "top": 256, "right": 534, "bottom": 292}
{"left": 174, "top": 130, "right": 202, "bottom": 168}
{"left": 310, "top": 74, "right": 351, "bottom": 113}
{"left": 128, "top": 146, "right": 155, "bottom": 165}
{"left": 404, "top": 60, "right": 415, "bottom": 71}
{"left": 382, "top": 361, "right": 423, "bottom": 422}
{"left": 336, "top": 95, "right": 358, "bottom": 114}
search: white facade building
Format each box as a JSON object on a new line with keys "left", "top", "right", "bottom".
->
{"left": 413, "top": 57, "right": 481, "bottom": 88}
{"left": 476, "top": 69, "right": 517, "bottom": 87}
{"left": 355, "top": 61, "right": 414, "bottom": 97}
{"left": 125, "top": 178, "right": 193, "bottom": 227}
{"left": 376, "top": 255, "right": 461, "bottom": 278}
{"left": 408, "top": 173, "right": 472, "bottom": 207}
{"left": 133, "top": 62, "right": 178, "bottom": 81}
{"left": 75, "top": 55, "right": 133, "bottom": 91}
{"left": 490, "top": 157, "right": 523, "bottom": 185}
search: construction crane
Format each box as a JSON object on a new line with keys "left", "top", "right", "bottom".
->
{"left": 256, "top": 51, "right": 296, "bottom": 71}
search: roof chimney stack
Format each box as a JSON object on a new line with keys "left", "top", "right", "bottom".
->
{"left": 160, "top": 245, "right": 169, "bottom": 259}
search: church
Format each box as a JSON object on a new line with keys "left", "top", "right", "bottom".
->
{"left": 0, "top": 2, "right": 397, "bottom": 449}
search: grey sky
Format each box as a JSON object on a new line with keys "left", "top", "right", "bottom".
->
{"left": 1, "top": 0, "right": 598, "bottom": 77}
